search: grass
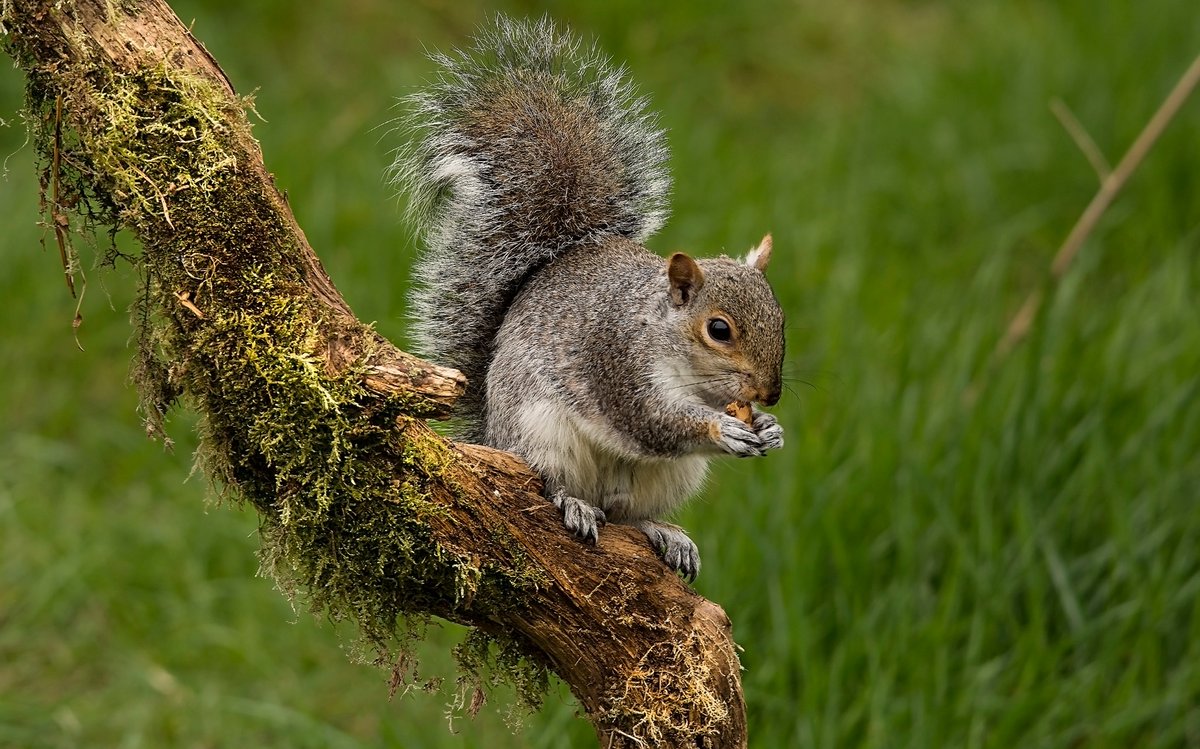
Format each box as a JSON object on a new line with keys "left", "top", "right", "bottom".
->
{"left": 2, "top": 0, "right": 1199, "bottom": 747}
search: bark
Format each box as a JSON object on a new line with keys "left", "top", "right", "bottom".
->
{"left": 0, "top": 2, "right": 747, "bottom": 746}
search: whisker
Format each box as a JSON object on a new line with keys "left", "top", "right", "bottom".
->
{"left": 665, "top": 379, "right": 727, "bottom": 392}
{"left": 665, "top": 373, "right": 736, "bottom": 381}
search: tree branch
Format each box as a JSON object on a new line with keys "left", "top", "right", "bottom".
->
{"left": 1, "top": 1, "right": 747, "bottom": 746}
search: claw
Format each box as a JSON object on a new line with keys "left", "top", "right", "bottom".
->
{"left": 635, "top": 520, "right": 701, "bottom": 582}
{"left": 551, "top": 490, "right": 606, "bottom": 544}
{"left": 752, "top": 410, "right": 784, "bottom": 451}
{"left": 714, "top": 413, "right": 766, "bottom": 458}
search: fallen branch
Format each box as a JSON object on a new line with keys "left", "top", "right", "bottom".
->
{"left": 0, "top": 2, "right": 746, "bottom": 746}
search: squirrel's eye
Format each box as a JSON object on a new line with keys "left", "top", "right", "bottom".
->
{"left": 707, "top": 318, "right": 732, "bottom": 342}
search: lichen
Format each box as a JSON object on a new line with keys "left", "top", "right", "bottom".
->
{"left": 6, "top": 4, "right": 547, "bottom": 714}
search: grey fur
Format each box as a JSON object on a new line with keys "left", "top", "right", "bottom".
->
{"left": 484, "top": 239, "right": 785, "bottom": 578}
{"left": 396, "top": 17, "right": 785, "bottom": 579}
{"left": 394, "top": 16, "right": 670, "bottom": 440}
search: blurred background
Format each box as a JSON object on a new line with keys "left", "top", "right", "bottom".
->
{"left": 2, "top": 1, "right": 1199, "bottom": 747}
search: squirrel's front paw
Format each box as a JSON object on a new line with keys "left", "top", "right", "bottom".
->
{"left": 634, "top": 520, "right": 701, "bottom": 582}
{"left": 550, "top": 491, "right": 606, "bottom": 544}
{"left": 712, "top": 414, "right": 767, "bottom": 458}
{"left": 752, "top": 410, "right": 784, "bottom": 451}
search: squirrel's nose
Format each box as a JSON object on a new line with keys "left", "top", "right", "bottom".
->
{"left": 762, "top": 375, "right": 782, "bottom": 406}
{"left": 746, "top": 377, "right": 781, "bottom": 407}
{"left": 751, "top": 382, "right": 781, "bottom": 407}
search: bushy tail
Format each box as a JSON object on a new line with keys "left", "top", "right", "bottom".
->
{"left": 392, "top": 15, "right": 671, "bottom": 439}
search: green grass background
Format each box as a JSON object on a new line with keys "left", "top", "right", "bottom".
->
{"left": 3, "top": 1, "right": 1199, "bottom": 747}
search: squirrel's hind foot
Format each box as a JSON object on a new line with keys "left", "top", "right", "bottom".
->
{"left": 549, "top": 489, "right": 606, "bottom": 544}
{"left": 635, "top": 520, "right": 701, "bottom": 582}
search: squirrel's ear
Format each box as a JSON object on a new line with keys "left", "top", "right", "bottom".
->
{"left": 744, "top": 234, "right": 773, "bottom": 272}
{"left": 668, "top": 253, "right": 705, "bottom": 306}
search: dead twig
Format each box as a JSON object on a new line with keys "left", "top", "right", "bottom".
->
{"left": 969, "top": 52, "right": 1200, "bottom": 401}
{"left": 175, "top": 290, "right": 204, "bottom": 318}
{"left": 1049, "top": 98, "right": 1111, "bottom": 182}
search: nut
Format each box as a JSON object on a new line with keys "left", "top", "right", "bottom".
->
{"left": 724, "top": 400, "right": 752, "bottom": 426}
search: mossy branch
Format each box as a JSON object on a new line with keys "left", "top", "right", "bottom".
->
{"left": 1, "top": 1, "right": 748, "bottom": 746}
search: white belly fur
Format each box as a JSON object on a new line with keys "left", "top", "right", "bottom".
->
{"left": 516, "top": 400, "right": 710, "bottom": 522}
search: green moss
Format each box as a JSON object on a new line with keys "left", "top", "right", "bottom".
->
{"left": 8, "top": 8, "right": 547, "bottom": 711}
{"left": 455, "top": 628, "right": 549, "bottom": 715}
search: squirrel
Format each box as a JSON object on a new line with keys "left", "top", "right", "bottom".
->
{"left": 394, "top": 16, "right": 785, "bottom": 581}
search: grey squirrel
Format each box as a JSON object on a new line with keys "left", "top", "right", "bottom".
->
{"left": 394, "top": 17, "right": 784, "bottom": 581}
